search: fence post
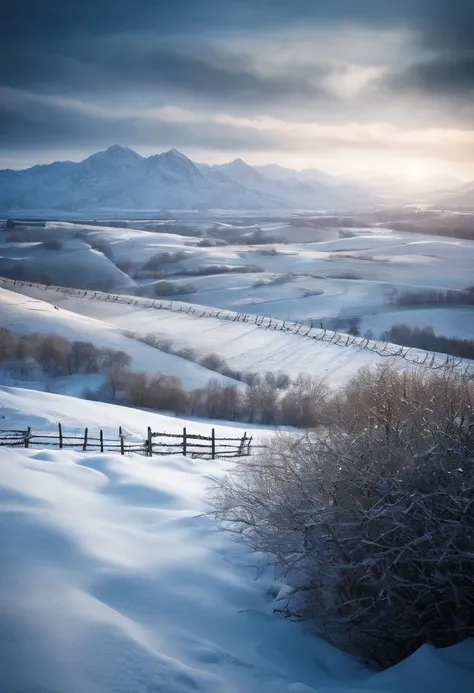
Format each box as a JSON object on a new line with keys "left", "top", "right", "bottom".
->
{"left": 239, "top": 432, "right": 247, "bottom": 456}
{"left": 83, "top": 427, "right": 88, "bottom": 451}
{"left": 211, "top": 428, "right": 215, "bottom": 460}
{"left": 25, "top": 426, "right": 31, "bottom": 448}
{"left": 247, "top": 436, "right": 253, "bottom": 456}
{"left": 120, "top": 434, "right": 124, "bottom": 456}
{"left": 147, "top": 427, "right": 152, "bottom": 457}
{"left": 58, "top": 422, "right": 63, "bottom": 449}
{"left": 183, "top": 427, "right": 187, "bottom": 457}
{"left": 100, "top": 429, "right": 104, "bottom": 453}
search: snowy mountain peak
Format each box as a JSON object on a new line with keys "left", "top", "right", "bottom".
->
{"left": 227, "top": 157, "right": 255, "bottom": 171}
{"left": 90, "top": 144, "right": 141, "bottom": 160}
{"left": 84, "top": 145, "right": 143, "bottom": 172}
{"left": 165, "top": 148, "right": 189, "bottom": 159}
{"left": 216, "top": 158, "right": 264, "bottom": 186}
{"left": 148, "top": 148, "right": 203, "bottom": 181}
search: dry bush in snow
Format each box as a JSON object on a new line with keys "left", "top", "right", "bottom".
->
{"left": 211, "top": 364, "right": 474, "bottom": 668}
{"left": 280, "top": 374, "right": 329, "bottom": 428}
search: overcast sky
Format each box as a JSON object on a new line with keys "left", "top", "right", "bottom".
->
{"left": 2, "top": 0, "right": 474, "bottom": 177}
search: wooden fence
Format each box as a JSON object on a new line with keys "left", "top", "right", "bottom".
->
{"left": 0, "top": 425, "right": 256, "bottom": 459}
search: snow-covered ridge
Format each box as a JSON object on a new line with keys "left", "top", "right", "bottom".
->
{"left": 3, "top": 277, "right": 472, "bottom": 379}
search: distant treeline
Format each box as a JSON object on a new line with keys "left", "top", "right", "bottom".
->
{"left": 382, "top": 324, "right": 474, "bottom": 361}
{"left": 389, "top": 287, "right": 474, "bottom": 307}
{"left": 0, "top": 326, "right": 327, "bottom": 428}
{"left": 0, "top": 327, "right": 131, "bottom": 377}
{"left": 371, "top": 210, "right": 474, "bottom": 241}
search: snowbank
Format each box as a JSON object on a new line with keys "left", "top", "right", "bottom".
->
{"left": 1, "top": 445, "right": 473, "bottom": 693}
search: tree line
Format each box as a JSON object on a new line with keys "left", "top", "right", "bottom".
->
{"left": 382, "top": 324, "right": 474, "bottom": 361}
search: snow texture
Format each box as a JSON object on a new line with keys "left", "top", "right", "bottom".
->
{"left": 1, "top": 388, "right": 473, "bottom": 693}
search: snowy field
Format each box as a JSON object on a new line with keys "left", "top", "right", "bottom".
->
{"left": 3, "top": 219, "right": 474, "bottom": 341}
{"left": 1, "top": 387, "right": 474, "bottom": 693}
{"left": 0, "top": 386, "right": 273, "bottom": 442}
{"left": 1, "top": 282, "right": 459, "bottom": 389}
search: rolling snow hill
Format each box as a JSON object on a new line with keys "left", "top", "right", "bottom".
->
{"left": 1, "top": 386, "right": 474, "bottom": 693}
{"left": 4, "top": 280, "right": 471, "bottom": 389}
{"left": 0, "top": 287, "right": 237, "bottom": 390}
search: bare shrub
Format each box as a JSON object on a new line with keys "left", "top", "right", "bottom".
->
{"left": 116, "top": 260, "right": 136, "bottom": 273}
{"left": 280, "top": 374, "right": 329, "bottom": 428}
{"left": 43, "top": 239, "right": 62, "bottom": 250}
{"left": 147, "top": 374, "right": 189, "bottom": 413}
{"left": 269, "top": 273, "right": 293, "bottom": 285}
{"left": 264, "top": 371, "right": 291, "bottom": 390}
{"left": 144, "top": 251, "right": 188, "bottom": 271}
{"left": 175, "top": 347, "right": 198, "bottom": 361}
{"left": 199, "top": 353, "right": 226, "bottom": 372}
{"left": 190, "top": 264, "right": 263, "bottom": 276}
{"left": 275, "top": 372, "right": 291, "bottom": 390}
{"left": 212, "top": 364, "right": 474, "bottom": 668}
{"left": 196, "top": 237, "right": 228, "bottom": 247}
{"left": 243, "top": 381, "right": 279, "bottom": 424}
{"left": 0, "top": 327, "right": 19, "bottom": 363}
{"left": 34, "top": 335, "right": 72, "bottom": 375}
{"left": 118, "top": 371, "right": 189, "bottom": 413}
{"left": 196, "top": 379, "right": 242, "bottom": 420}
{"left": 153, "top": 280, "right": 196, "bottom": 297}
{"left": 70, "top": 341, "right": 100, "bottom": 373}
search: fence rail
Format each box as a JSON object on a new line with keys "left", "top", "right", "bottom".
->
{"left": 1, "top": 276, "right": 473, "bottom": 375}
{"left": 0, "top": 424, "right": 257, "bottom": 459}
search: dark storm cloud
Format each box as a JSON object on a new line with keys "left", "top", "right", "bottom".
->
{"left": 2, "top": 2, "right": 472, "bottom": 98}
{"left": 3, "top": 1, "right": 472, "bottom": 49}
{"left": 1, "top": 0, "right": 474, "bottom": 159}
{"left": 0, "top": 89, "right": 285, "bottom": 153}
{"left": 383, "top": 55, "right": 474, "bottom": 98}
{"left": 0, "top": 45, "right": 329, "bottom": 104}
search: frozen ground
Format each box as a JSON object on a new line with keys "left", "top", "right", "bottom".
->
{"left": 1, "top": 387, "right": 473, "bottom": 693}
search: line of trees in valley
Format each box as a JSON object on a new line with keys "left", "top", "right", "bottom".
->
{"left": 388, "top": 287, "right": 474, "bottom": 307}
{"left": 90, "top": 369, "right": 327, "bottom": 428}
{"left": 382, "top": 324, "right": 474, "bottom": 360}
{"left": 0, "top": 326, "right": 326, "bottom": 428}
{"left": 0, "top": 327, "right": 131, "bottom": 378}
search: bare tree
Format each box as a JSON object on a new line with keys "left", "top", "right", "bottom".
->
{"left": 280, "top": 374, "right": 329, "bottom": 428}
{"left": 0, "top": 328, "right": 18, "bottom": 364}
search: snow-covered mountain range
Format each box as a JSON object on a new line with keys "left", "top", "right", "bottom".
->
{"left": 1, "top": 145, "right": 469, "bottom": 214}
{"left": 0, "top": 145, "right": 370, "bottom": 214}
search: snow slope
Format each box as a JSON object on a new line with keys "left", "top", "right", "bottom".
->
{"left": 0, "top": 386, "right": 271, "bottom": 441}
{"left": 5, "top": 279, "right": 473, "bottom": 388}
{"left": 1, "top": 388, "right": 473, "bottom": 693}
{"left": 0, "top": 281, "right": 411, "bottom": 387}
{"left": 0, "top": 287, "right": 236, "bottom": 390}
{"left": 0, "top": 235, "right": 134, "bottom": 290}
